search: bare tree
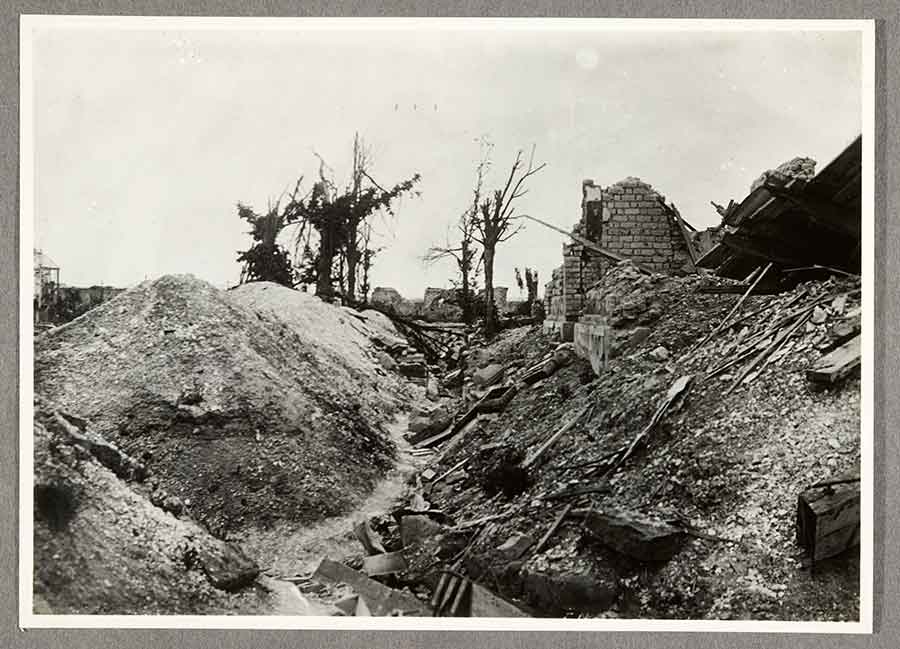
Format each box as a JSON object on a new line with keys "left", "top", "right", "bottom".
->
{"left": 423, "top": 152, "right": 488, "bottom": 325}
{"left": 473, "top": 146, "right": 546, "bottom": 335}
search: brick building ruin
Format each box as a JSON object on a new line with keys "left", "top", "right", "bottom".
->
{"left": 543, "top": 177, "right": 695, "bottom": 338}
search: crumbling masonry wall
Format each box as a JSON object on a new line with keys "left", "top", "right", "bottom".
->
{"left": 543, "top": 177, "right": 693, "bottom": 328}
{"left": 595, "top": 177, "right": 692, "bottom": 277}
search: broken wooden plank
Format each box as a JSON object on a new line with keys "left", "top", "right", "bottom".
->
{"left": 522, "top": 405, "right": 590, "bottom": 470}
{"left": 695, "top": 284, "right": 783, "bottom": 295}
{"left": 664, "top": 201, "right": 701, "bottom": 265}
{"left": 430, "top": 457, "right": 469, "bottom": 486}
{"left": 415, "top": 392, "right": 490, "bottom": 449}
{"left": 468, "top": 581, "right": 529, "bottom": 617}
{"left": 362, "top": 550, "right": 409, "bottom": 577}
{"left": 690, "top": 262, "right": 774, "bottom": 353}
{"left": 313, "top": 558, "right": 429, "bottom": 616}
{"left": 806, "top": 335, "right": 861, "bottom": 384}
{"left": 726, "top": 311, "right": 811, "bottom": 394}
{"left": 518, "top": 213, "right": 654, "bottom": 275}
{"left": 797, "top": 480, "right": 860, "bottom": 561}
{"left": 477, "top": 384, "right": 518, "bottom": 413}
{"left": 452, "top": 513, "right": 508, "bottom": 531}
{"left": 531, "top": 502, "right": 574, "bottom": 555}
{"left": 542, "top": 483, "right": 611, "bottom": 501}
{"left": 521, "top": 356, "right": 559, "bottom": 385}
{"left": 609, "top": 375, "right": 693, "bottom": 474}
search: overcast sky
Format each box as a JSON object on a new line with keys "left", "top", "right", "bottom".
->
{"left": 30, "top": 22, "right": 862, "bottom": 299}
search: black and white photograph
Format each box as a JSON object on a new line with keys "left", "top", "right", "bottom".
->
{"left": 19, "top": 16, "right": 874, "bottom": 631}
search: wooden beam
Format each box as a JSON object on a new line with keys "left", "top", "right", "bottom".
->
{"left": 661, "top": 200, "right": 700, "bottom": 264}
{"left": 518, "top": 214, "right": 654, "bottom": 275}
{"left": 764, "top": 182, "right": 860, "bottom": 239}
{"left": 522, "top": 405, "right": 590, "bottom": 469}
{"left": 806, "top": 335, "right": 861, "bottom": 384}
{"left": 720, "top": 231, "right": 810, "bottom": 268}
{"left": 690, "top": 263, "right": 774, "bottom": 353}
{"left": 695, "top": 285, "right": 783, "bottom": 295}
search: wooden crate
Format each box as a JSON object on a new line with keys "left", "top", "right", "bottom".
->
{"left": 796, "top": 480, "right": 860, "bottom": 562}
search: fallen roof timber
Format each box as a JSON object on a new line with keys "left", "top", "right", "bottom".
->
{"left": 699, "top": 136, "right": 862, "bottom": 280}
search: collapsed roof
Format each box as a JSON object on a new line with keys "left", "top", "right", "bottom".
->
{"left": 697, "top": 135, "right": 861, "bottom": 281}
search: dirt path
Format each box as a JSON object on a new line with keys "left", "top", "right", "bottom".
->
{"left": 235, "top": 413, "right": 426, "bottom": 584}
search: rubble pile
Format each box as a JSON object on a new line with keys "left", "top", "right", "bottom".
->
{"left": 377, "top": 268, "right": 861, "bottom": 620}
{"left": 749, "top": 156, "right": 817, "bottom": 193}
{"left": 35, "top": 276, "right": 413, "bottom": 538}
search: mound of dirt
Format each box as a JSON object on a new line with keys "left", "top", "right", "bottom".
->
{"left": 422, "top": 267, "right": 861, "bottom": 620}
{"left": 33, "top": 396, "right": 269, "bottom": 614}
{"left": 35, "top": 275, "right": 412, "bottom": 537}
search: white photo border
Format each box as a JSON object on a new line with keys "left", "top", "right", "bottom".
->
{"left": 18, "top": 14, "right": 876, "bottom": 633}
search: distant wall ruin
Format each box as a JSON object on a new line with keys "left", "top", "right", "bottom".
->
{"left": 371, "top": 285, "right": 511, "bottom": 322}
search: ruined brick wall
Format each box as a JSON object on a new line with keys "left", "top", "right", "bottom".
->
{"left": 595, "top": 177, "right": 692, "bottom": 276}
{"left": 543, "top": 220, "right": 604, "bottom": 320}
{"left": 543, "top": 177, "right": 692, "bottom": 323}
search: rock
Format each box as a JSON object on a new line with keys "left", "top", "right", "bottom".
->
{"left": 553, "top": 343, "right": 575, "bottom": 367}
{"left": 151, "top": 489, "right": 185, "bottom": 517}
{"left": 406, "top": 406, "right": 453, "bottom": 440}
{"left": 627, "top": 326, "right": 652, "bottom": 347}
{"left": 496, "top": 533, "right": 535, "bottom": 560}
{"left": 197, "top": 541, "right": 260, "bottom": 591}
{"left": 398, "top": 361, "right": 427, "bottom": 379}
{"left": 374, "top": 351, "right": 397, "bottom": 371}
{"left": 831, "top": 295, "right": 847, "bottom": 314}
{"left": 427, "top": 375, "right": 440, "bottom": 398}
{"left": 473, "top": 363, "right": 505, "bottom": 387}
{"left": 648, "top": 346, "right": 670, "bottom": 362}
{"left": 811, "top": 306, "right": 828, "bottom": 325}
{"left": 521, "top": 553, "right": 619, "bottom": 614}
{"left": 581, "top": 509, "right": 686, "bottom": 562}
{"left": 407, "top": 416, "right": 433, "bottom": 434}
{"left": 400, "top": 514, "right": 444, "bottom": 549}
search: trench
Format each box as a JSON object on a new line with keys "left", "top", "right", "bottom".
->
{"left": 231, "top": 412, "right": 429, "bottom": 614}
